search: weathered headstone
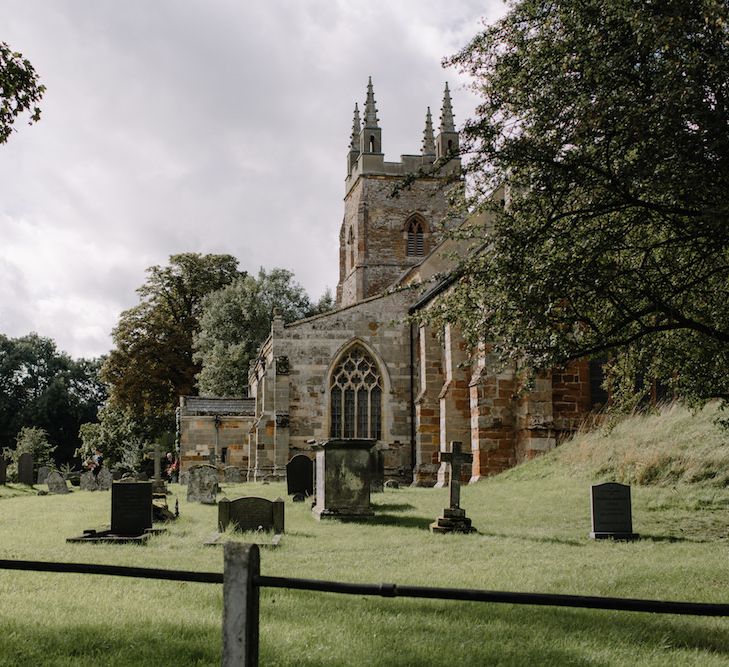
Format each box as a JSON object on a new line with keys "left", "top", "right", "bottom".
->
{"left": 0, "top": 459, "right": 6, "bottom": 485}
{"left": 36, "top": 465, "right": 51, "bottom": 485}
{"left": 187, "top": 465, "right": 219, "bottom": 504}
{"left": 80, "top": 471, "right": 97, "bottom": 491}
{"left": 430, "top": 442, "right": 475, "bottom": 534}
{"left": 17, "top": 452, "right": 34, "bottom": 485}
{"left": 311, "top": 439, "right": 376, "bottom": 520}
{"left": 384, "top": 480, "right": 399, "bottom": 489}
{"left": 46, "top": 470, "right": 70, "bottom": 495}
{"left": 224, "top": 466, "right": 243, "bottom": 483}
{"left": 97, "top": 466, "right": 113, "bottom": 491}
{"left": 286, "top": 454, "right": 314, "bottom": 497}
{"left": 369, "top": 449, "right": 385, "bottom": 493}
{"left": 218, "top": 496, "right": 284, "bottom": 534}
{"left": 111, "top": 481, "right": 153, "bottom": 535}
{"left": 590, "top": 482, "right": 639, "bottom": 540}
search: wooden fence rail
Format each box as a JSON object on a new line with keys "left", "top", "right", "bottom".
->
{"left": 3, "top": 546, "right": 729, "bottom": 667}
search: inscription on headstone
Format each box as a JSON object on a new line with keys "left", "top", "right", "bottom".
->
{"left": 187, "top": 465, "right": 219, "bottom": 504}
{"left": 590, "top": 482, "right": 638, "bottom": 540}
{"left": 17, "top": 452, "right": 34, "bottom": 485}
{"left": 111, "top": 481, "right": 153, "bottom": 535}
{"left": 286, "top": 454, "right": 314, "bottom": 497}
{"left": 46, "top": 470, "right": 70, "bottom": 494}
{"left": 218, "top": 496, "right": 284, "bottom": 534}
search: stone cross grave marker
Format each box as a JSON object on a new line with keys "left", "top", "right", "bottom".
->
{"left": 111, "top": 481, "right": 153, "bottom": 535}
{"left": 0, "top": 458, "right": 6, "bottom": 485}
{"left": 46, "top": 470, "right": 70, "bottom": 494}
{"left": 218, "top": 496, "right": 285, "bottom": 534}
{"left": 590, "top": 482, "right": 639, "bottom": 540}
{"left": 17, "top": 452, "right": 34, "bottom": 485}
{"left": 430, "top": 441, "right": 475, "bottom": 534}
{"left": 286, "top": 454, "right": 314, "bottom": 498}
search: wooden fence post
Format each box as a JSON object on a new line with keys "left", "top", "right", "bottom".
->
{"left": 223, "top": 542, "right": 260, "bottom": 667}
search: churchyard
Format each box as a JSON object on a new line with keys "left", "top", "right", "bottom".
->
{"left": 1, "top": 405, "right": 729, "bottom": 665}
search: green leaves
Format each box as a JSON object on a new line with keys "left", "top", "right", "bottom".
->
{"left": 0, "top": 41, "right": 45, "bottom": 144}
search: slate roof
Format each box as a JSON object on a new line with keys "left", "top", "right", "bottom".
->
{"left": 180, "top": 396, "right": 255, "bottom": 416}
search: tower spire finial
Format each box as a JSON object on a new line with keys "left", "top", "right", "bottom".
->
{"left": 422, "top": 106, "right": 435, "bottom": 156}
{"left": 350, "top": 103, "right": 361, "bottom": 150}
{"left": 440, "top": 82, "right": 455, "bottom": 133}
{"left": 364, "top": 76, "right": 379, "bottom": 128}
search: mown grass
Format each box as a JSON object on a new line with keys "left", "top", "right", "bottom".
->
{"left": 1, "top": 405, "right": 728, "bottom": 665}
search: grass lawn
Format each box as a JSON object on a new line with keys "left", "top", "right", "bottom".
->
{"left": 1, "top": 407, "right": 729, "bottom": 665}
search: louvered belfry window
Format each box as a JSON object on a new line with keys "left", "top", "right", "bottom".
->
{"left": 330, "top": 345, "right": 382, "bottom": 439}
{"left": 406, "top": 218, "right": 425, "bottom": 256}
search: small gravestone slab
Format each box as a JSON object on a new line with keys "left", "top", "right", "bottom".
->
{"left": 97, "top": 467, "right": 113, "bottom": 491}
{"left": 0, "top": 458, "right": 7, "bottom": 484}
{"left": 80, "top": 471, "right": 98, "bottom": 491}
{"left": 224, "top": 466, "right": 243, "bottom": 483}
{"left": 111, "top": 481, "right": 153, "bottom": 535}
{"left": 46, "top": 470, "right": 70, "bottom": 494}
{"left": 384, "top": 480, "right": 399, "bottom": 489}
{"left": 37, "top": 466, "right": 51, "bottom": 485}
{"left": 17, "top": 453, "right": 34, "bottom": 485}
{"left": 187, "top": 465, "right": 219, "bottom": 504}
{"left": 218, "top": 496, "right": 284, "bottom": 534}
{"left": 590, "top": 482, "right": 639, "bottom": 540}
{"left": 286, "top": 454, "right": 314, "bottom": 497}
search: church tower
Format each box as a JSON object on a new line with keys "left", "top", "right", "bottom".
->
{"left": 337, "top": 79, "right": 462, "bottom": 307}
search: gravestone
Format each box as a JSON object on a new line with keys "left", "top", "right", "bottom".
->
{"left": 97, "top": 467, "right": 113, "bottom": 491}
{"left": 430, "top": 442, "right": 475, "bottom": 534}
{"left": 384, "top": 480, "right": 399, "bottom": 489}
{"left": 0, "top": 459, "right": 6, "bottom": 485}
{"left": 590, "top": 482, "right": 639, "bottom": 540}
{"left": 80, "top": 471, "right": 97, "bottom": 491}
{"left": 111, "top": 481, "right": 153, "bottom": 535}
{"left": 218, "top": 496, "right": 284, "bottom": 534}
{"left": 370, "top": 449, "right": 385, "bottom": 493}
{"left": 46, "top": 470, "right": 70, "bottom": 494}
{"left": 311, "top": 439, "right": 376, "bottom": 520}
{"left": 224, "top": 466, "right": 243, "bottom": 483}
{"left": 187, "top": 465, "right": 219, "bottom": 504}
{"left": 36, "top": 466, "right": 51, "bottom": 485}
{"left": 17, "top": 452, "right": 34, "bottom": 485}
{"left": 286, "top": 454, "right": 314, "bottom": 497}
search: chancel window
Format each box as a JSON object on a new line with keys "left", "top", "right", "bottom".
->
{"left": 406, "top": 217, "right": 425, "bottom": 256}
{"left": 330, "top": 345, "right": 382, "bottom": 439}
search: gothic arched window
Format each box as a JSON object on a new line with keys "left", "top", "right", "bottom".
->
{"left": 406, "top": 217, "right": 426, "bottom": 256}
{"left": 330, "top": 345, "right": 382, "bottom": 439}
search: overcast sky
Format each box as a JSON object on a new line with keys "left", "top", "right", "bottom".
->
{"left": 1, "top": 0, "right": 505, "bottom": 359}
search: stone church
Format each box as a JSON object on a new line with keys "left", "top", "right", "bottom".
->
{"left": 179, "top": 79, "right": 603, "bottom": 484}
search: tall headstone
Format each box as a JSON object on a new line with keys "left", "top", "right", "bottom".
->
{"left": 286, "top": 455, "right": 314, "bottom": 497}
{"left": 311, "top": 439, "right": 376, "bottom": 520}
{"left": 590, "top": 482, "right": 639, "bottom": 540}
{"left": 187, "top": 465, "right": 219, "bottom": 504}
{"left": 218, "top": 496, "right": 284, "bottom": 534}
{"left": 0, "top": 459, "right": 6, "bottom": 485}
{"left": 17, "top": 452, "right": 34, "bottom": 486}
{"left": 430, "top": 441, "right": 474, "bottom": 534}
{"left": 46, "top": 470, "right": 70, "bottom": 494}
{"left": 111, "top": 481, "right": 153, "bottom": 535}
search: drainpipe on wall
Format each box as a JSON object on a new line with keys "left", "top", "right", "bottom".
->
{"left": 409, "top": 321, "right": 416, "bottom": 484}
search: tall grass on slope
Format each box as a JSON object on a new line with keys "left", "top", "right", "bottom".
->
{"left": 510, "top": 401, "right": 729, "bottom": 487}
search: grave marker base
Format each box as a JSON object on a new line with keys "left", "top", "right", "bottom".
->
{"left": 65, "top": 527, "right": 166, "bottom": 544}
{"left": 430, "top": 507, "right": 474, "bottom": 534}
{"left": 590, "top": 531, "right": 639, "bottom": 540}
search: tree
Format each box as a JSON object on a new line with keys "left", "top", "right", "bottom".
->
{"left": 77, "top": 405, "right": 147, "bottom": 471}
{"left": 102, "top": 253, "right": 243, "bottom": 431}
{"left": 0, "top": 41, "right": 45, "bottom": 144}
{"left": 3, "top": 426, "right": 55, "bottom": 478}
{"left": 194, "top": 268, "right": 322, "bottom": 396}
{"left": 0, "top": 333, "right": 105, "bottom": 463}
{"left": 438, "top": 0, "right": 729, "bottom": 406}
